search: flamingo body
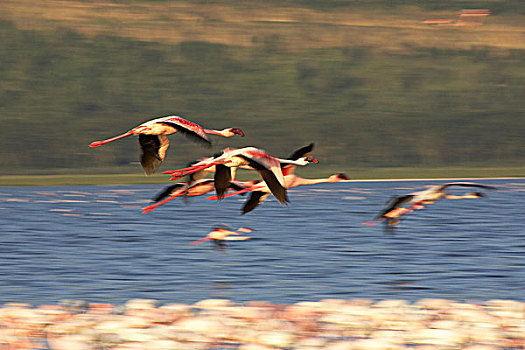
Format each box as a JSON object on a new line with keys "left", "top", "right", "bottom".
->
{"left": 164, "top": 146, "right": 317, "bottom": 205}
{"left": 142, "top": 178, "right": 246, "bottom": 213}
{"left": 239, "top": 172, "right": 349, "bottom": 214}
{"left": 209, "top": 172, "right": 349, "bottom": 214}
{"left": 189, "top": 226, "right": 254, "bottom": 247}
{"left": 89, "top": 115, "right": 244, "bottom": 175}
{"left": 365, "top": 182, "right": 496, "bottom": 227}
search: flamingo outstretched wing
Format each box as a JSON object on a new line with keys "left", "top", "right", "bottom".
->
{"left": 379, "top": 194, "right": 415, "bottom": 218}
{"left": 237, "top": 151, "right": 288, "bottom": 205}
{"left": 435, "top": 182, "right": 497, "bottom": 193}
{"left": 214, "top": 164, "right": 234, "bottom": 199}
{"left": 242, "top": 191, "right": 271, "bottom": 214}
{"left": 282, "top": 143, "right": 314, "bottom": 176}
{"left": 158, "top": 116, "right": 211, "bottom": 147}
{"left": 152, "top": 183, "right": 186, "bottom": 203}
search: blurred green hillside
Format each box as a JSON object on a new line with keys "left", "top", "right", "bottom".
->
{"left": 1, "top": 0, "right": 524, "bottom": 178}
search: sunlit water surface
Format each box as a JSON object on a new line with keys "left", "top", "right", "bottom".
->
{"left": 0, "top": 179, "right": 523, "bottom": 306}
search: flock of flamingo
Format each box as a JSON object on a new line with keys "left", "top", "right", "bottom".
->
{"left": 90, "top": 115, "right": 495, "bottom": 244}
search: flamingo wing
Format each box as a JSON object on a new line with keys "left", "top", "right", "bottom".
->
{"left": 237, "top": 153, "right": 288, "bottom": 205}
{"left": 152, "top": 183, "right": 186, "bottom": 202}
{"left": 214, "top": 164, "right": 233, "bottom": 199}
{"left": 379, "top": 194, "right": 414, "bottom": 218}
{"left": 139, "top": 134, "right": 170, "bottom": 175}
{"left": 228, "top": 181, "right": 248, "bottom": 193}
{"left": 282, "top": 143, "right": 314, "bottom": 176}
{"left": 159, "top": 116, "right": 212, "bottom": 147}
{"left": 254, "top": 168, "right": 288, "bottom": 205}
{"left": 238, "top": 149, "right": 286, "bottom": 187}
{"left": 287, "top": 143, "right": 314, "bottom": 161}
{"left": 242, "top": 191, "right": 270, "bottom": 214}
{"left": 437, "top": 182, "right": 497, "bottom": 192}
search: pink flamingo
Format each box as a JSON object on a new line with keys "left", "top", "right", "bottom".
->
{"left": 206, "top": 143, "right": 348, "bottom": 214}
{"left": 89, "top": 115, "right": 244, "bottom": 175}
{"left": 189, "top": 226, "right": 254, "bottom": 247}
{"left": 209, "top": 173, "right": 349, "bottom": 214}
{"left": 163, "top": 146, "right": 317, "bottom": 205}
{"left": 142, "top": 178, "right": 246, "bottom": 214}
{"left": 363, "top": 182, "right": 496, "bottom": 227}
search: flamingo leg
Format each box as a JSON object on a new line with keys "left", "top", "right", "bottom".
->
{"left": 167, "top": 161, "right": 231, "bottom": 181}
{"left": 188, "top": 237, "right": 212, "bottom": 246}
{"left": 142, "top": 191, "right": 186, "bottom": 214}
{"left": 361, "top": 219, "right": 385, "bottom": 226}
{"left": 162, "top": 165, "right": 205, "bottom": 175}
{"left": 89, "top": 131, "right": 134, "bottom": 148}
{"left": 208, "top": 187, "right": 255, "bottom": 200}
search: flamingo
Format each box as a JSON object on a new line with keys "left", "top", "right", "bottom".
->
{"left": 163, "top": 146, "right": 318, "bottom": 205}
{"left": 209, "top": 173, "right": 349, "bottom": 214}
{"left": 362, "top": 195, "right": 416, "bottom": 227}
{"left": 141, "top": 178, "right": 247, "bottom": 214}
{"left": 206, "top": 143, "right": 348, "bottom": 213}
{"left": 363, "top": 182, "right": 496, "bottom": 226}
{"left": 189, "top": 226, "right": 254, "bottom": 247}
{"left": 89, "top": 115, "right": 244, "bottom": 175}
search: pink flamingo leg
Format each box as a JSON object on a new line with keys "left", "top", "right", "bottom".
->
{"left": 361, "top": 219, "right": 384, "bottom": 226}
{"left": 142, "top": 191, "right": 186, "bottom": 214}
{"left": 188, "top": 237, "right": 212, "bottom": 245}
{"left": 167, "top": 161, "right": 231, "bottom": 181}
{"left": 208, "top": 187, "right": 255, "bottom": 200}
{"left": 89, "top": 131, "right": 134, "bottom": 148}
{"left": 162, "top": 165, "right": 205, "bottom": 175}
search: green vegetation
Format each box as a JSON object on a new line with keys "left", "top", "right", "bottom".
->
{"left": 0, "top": 1, "right": 524, "bottom": 185}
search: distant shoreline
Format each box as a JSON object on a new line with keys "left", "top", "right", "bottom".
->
{"left": 0, "top": 172, "right": 523, "bottom": 187}
{"left": 347, "top": 177, "right": 525, "bottom": 182}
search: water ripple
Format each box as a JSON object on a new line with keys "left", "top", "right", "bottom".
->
{"left": 0, "top": 180, "right": 523, "bottom": 305}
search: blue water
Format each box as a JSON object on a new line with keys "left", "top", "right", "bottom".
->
{"left": 0, "top": 179, "right": 523, "bottom": 306}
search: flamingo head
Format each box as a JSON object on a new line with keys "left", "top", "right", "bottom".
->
{"left": 229, "top": 128, "right": 245, "bottom": 137}
{"left": 305, "top": 155, "right": 318, "bottom": 164}
{"left": 327, "top": 173, "right": 349, "bottom": 183}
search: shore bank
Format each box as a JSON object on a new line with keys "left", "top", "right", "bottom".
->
{"left": 1, "top": 298, "right": 523, "bottom": 349}
{"left": 1, "top": 166, "right": 524, "bottom": 186}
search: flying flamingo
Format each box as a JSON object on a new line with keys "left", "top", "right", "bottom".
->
{"left": 362, "top": 194, "right": 417, "bottom": 227}
{"left": 163, "top": 146, "right": 318, "bottom": 205}
{"left": 209, "top": 173, "right": 349, "bottom": 214}
{"left": 363, "top": 182, "right": 496, "bottom": 227}
{"left": 206, "top": 143, "right": 349, "bottom": 213}
{"left": 141, "top": 178, "right": 247, "bottom": 214}
{"left": 89, "top": 115, "right": 244, "bottom": 175}
{"left": 189, "top": 226, "right": 254, "bottom": 247}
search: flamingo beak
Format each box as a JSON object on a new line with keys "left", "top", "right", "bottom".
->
{"left": 338, "top": 173, "right": 350, "bottom": 180}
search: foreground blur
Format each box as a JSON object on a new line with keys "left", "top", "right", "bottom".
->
{"left": 1, "top": 298, "right": 523, "bottom": 350}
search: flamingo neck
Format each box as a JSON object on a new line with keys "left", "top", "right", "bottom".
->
{"left": 204, "top": 129, "right": 228, "bottom": 137}
{"left": 278, "top": 158, "right": 308, "bottom": 166}
{"left": 299, "top": 178, "right": 330, "bottom": 185}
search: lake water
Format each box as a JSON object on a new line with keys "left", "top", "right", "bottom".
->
{"left": 0, "top": 179, "right": 523, "bottom": 306}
